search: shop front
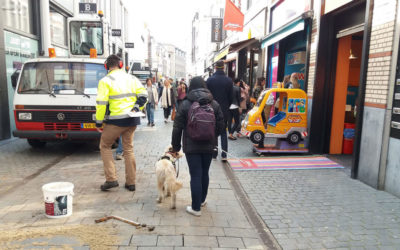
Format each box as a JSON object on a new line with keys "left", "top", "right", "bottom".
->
{"left": 262, "top": 0, "right": 313, "bottom": 91}
{"left": 310, "top": 0, "right": 366, "bottom": 164}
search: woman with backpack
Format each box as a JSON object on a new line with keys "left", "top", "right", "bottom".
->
{"left": 171, "top": 76, "right": 224, "bottom": 216}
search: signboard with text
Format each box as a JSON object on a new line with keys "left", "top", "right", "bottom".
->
{"left": 79, "top": 3, "right": 97, "bottom": 14}
{"left": 112, "top": 29, "right": 121, "bottom": 37}
{"left": 211, "top": 18, "right": 223, "bottom": 43}
{"left": 125, "top": 43, "right": 134, "bottom": 48}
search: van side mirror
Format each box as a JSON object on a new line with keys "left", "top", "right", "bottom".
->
{"left": 11, "top": 69, "right": 21, "bottom": 89}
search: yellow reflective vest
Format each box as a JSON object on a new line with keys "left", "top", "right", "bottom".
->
{"left": 95, "top": 69, "right": 148, "bottom": 126}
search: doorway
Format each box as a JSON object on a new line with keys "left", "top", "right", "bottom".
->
{"left": 329, "top": 32, "right": 363, "bottom": 157}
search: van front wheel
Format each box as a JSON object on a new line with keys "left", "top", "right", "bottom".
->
{"left": 27, "top": 139, "right": 46, "bottom": 148}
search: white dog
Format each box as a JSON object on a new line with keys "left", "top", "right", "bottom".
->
{"left": 156, "top": 146, "right": 184, "bottom": 209}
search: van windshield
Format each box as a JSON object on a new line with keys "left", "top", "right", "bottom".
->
{"left": 18, "top": 62, "right": 107, "bottom": 95}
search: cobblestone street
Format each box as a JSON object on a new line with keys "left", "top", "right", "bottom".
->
{"left": 0, "top": 109, "right": 264, "bottom": 249}
{"left": 2, "top": 108, "right": 400, "bottom": 249}
{"left": 228, "top": 138, "right": 400, "bottom": 249}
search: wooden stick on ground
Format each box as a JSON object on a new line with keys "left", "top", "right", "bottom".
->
{"left": 95, "top": 215, "right": 147, "bottom": 228}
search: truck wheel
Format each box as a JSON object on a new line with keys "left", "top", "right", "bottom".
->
{"left": 250, "top": 130, "right": 264, "bottom": 145}
{"left": 287, "top": 132, "right": 301, "bottom": 145}
{"left": 27, "top": 139, "right": 46, "bottom": 148}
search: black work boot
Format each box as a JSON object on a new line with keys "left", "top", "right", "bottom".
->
{"left": 125, "top": 184, "right": 135, "bottom": 191}
{"left": 100, "top": 181, "right": 119, "bottom": 191}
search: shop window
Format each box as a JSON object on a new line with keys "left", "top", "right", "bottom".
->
{"left": 50, "top": 10, "right": 67, "bottom": 47}
{"left": 3, "top": 0, "right": 34, "bottom": 35}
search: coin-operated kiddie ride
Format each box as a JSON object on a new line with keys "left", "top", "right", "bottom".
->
{"left": 241, "top": 87, "right": 309, "bottom": 155}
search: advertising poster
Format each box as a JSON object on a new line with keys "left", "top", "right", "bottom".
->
{"left": 284, "top": 50, "right": 306, "bottom": 90}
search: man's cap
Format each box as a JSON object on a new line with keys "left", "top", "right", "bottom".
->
{"left": 215, "top": 60, "right": 224, "bottom": 69}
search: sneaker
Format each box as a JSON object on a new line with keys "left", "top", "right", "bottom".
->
{"left": 124, "top": 184, "right": 135, "bottom": 191}
{"left": 164, "top": 119, "right": 168, "bottom": 123}
{"left": 151, "top": 123, "right": 155, "bottom": 127}
{"left": 221, "top": 157, "right": 227, "bottom": 162}
{"left": 100, "top": 181, "right": 119, "bottom": 191}
{"left": 115, "top": 154, "right": 123, "bottom": 160}
{"left": 147, "top": 122, "right": 150, "bottom": 126}
{"left": 186, "top": 206, "right": 201, "bottom": 216}
{"left": 201, "top": 201, "right": 207, "bottom": 207}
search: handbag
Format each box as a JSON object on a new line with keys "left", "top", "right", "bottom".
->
{"left": 171, "top": 107, "right": 176, "bottom": 121}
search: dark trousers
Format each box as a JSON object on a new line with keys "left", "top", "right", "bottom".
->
{"left": 186, "top": 153, "right": 213, "bottom": 211}
{"left": 213, "top": 119, "right": 228, "bottom": 158}
{"left": 163, "top": 106, "right": 172, "bottom": 119}
{"left": 228, "top": 108, "right": 240, "bottom": 134}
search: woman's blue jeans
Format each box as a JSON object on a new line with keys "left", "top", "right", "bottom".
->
{"left": 186, "top": 153, "right": 213, "bottom": 211}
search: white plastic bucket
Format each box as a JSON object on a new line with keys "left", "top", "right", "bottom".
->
{"left": 42, "top": 182, "right": 74, "bottom": 218}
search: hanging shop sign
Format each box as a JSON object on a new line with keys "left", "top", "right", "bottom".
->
{"left": 223, "top": 0, "right": 244, "bottom": 32}
{"left": 79, "top": 3, "right": 97, "bottom": 14}
{"left": 270, "top": 0, "right": 310, "bottom": 32}
{"left": 125, "top": 43, "right": 134, "bottom": 48}
{"left": 211, "top": 18, "right": 223, "bottom": 42}
{"left": 112, "top": 29, "right": 121, "bottom": 37}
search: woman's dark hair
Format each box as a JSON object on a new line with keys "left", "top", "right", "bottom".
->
{"left": 257, "top": 77, "right": 265, "bottom": 86}
{"left": 234, "top": 78, "right": 241, "bottom": 84}
{"left": 283, "top": 75, "right": 290, "bottom": 84}
{"left": 189, "top": 76, "right": 206, "bottom": 92}
{"left": 239, "top": 80, "right": 245, "bottom": 89}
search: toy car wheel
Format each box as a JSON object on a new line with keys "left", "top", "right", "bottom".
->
{"left": 287, "top": 132, "right": 301, "bottom": 145}
{"left": 250, "top": 130, "right": 264, "bottom": 144}
{"left": 27, "top": 139, "right": 46, "bottom": 148}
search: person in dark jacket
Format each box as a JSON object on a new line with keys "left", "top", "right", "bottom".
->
{"left": 206, "top": 60, "right": 233, "bottom": 161}
{"left": 171, "top": 76, "right": 224, "bottom": 216}
{"left": 228, "top": 79, "right": 241, "bottom": 140}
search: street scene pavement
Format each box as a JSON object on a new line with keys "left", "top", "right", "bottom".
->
{"left": 1, "top": 109, "right": 400, "bottom": 249}
{"left": 0, "top": 109, "right": 265, "bottom": 250}
{"left": 228, "top": 138, "right": 400, "bottom": 249}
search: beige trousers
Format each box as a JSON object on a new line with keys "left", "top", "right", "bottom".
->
{"left": 100, "top": 124, "right": 137, "bottom": 185}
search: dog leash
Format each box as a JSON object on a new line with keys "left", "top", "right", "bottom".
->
{"left": 214, "top": 146, "right": 251, "bottom": 168}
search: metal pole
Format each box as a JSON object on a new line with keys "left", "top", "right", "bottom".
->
{"left": 40, "top": 0, "right": 51, "bottom": 56}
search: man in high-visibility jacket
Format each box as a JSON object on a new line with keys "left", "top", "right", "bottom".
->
{"left": 96, "top": 55, "right": 148, "bottom": 192}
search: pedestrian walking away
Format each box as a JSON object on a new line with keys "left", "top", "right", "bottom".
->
{"left": 171, "top": 76, "right": 224, "bottom": 216}
{"left": 146, "top": 78, "right": 158, "bottom": 127}
{"left": 228, "top": 79, "right": 241, "bottom": 140}
{"left": 96, "top": 54, "right": 148, "bottom": 192}
{"left": 206, "top": 60, "right": 233, "bottom": 161}
{"left": 161, "top": 79, "right": 176, "bottom": 123}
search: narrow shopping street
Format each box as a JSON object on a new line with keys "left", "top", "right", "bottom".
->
{"left": 1, "top": 109, "right": 400, "bottom": 249}
{"left": 0, "top": 109, "right": 266, "bottom": 249}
